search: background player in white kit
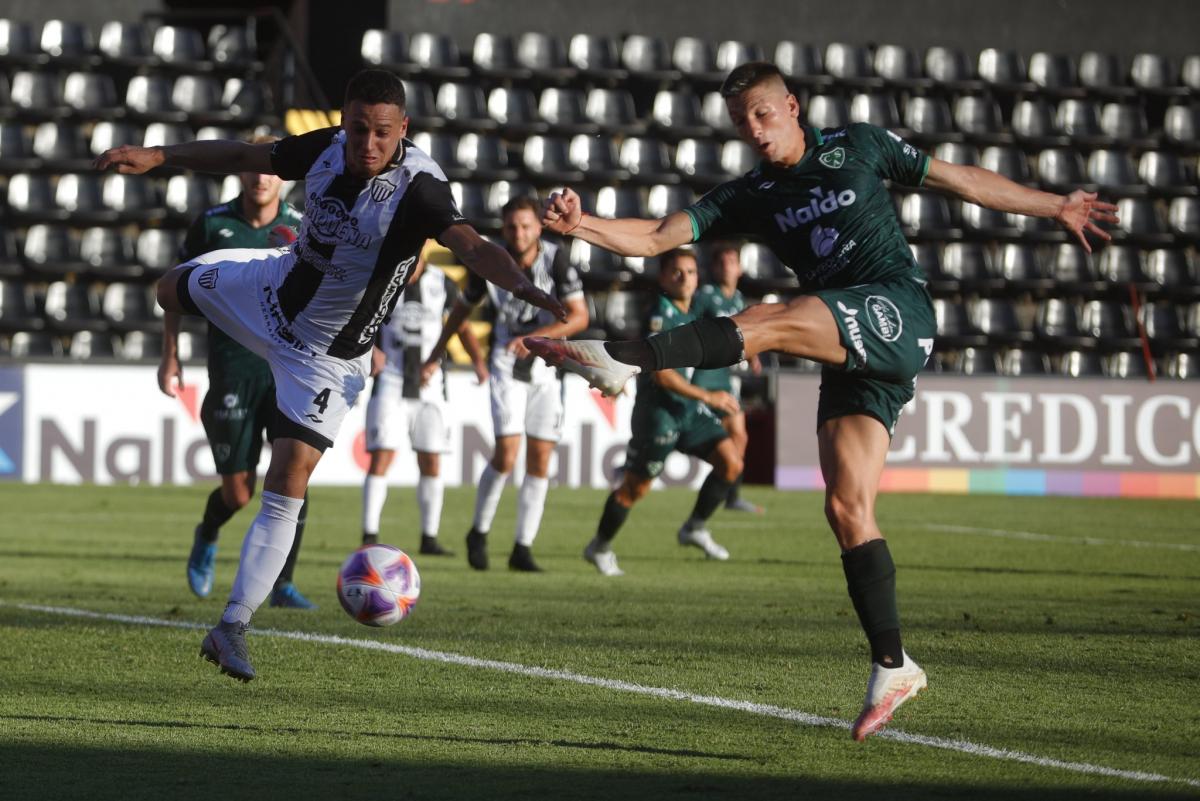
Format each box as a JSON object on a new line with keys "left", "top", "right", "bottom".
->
{"left": 95, "top": 69, "right": 565, "bottom": 681}
{"left": 361, "top": 248, "right": 487, "bottom": 554}
{"left": 425, "top": 196, "right": 588, "bottom": 572}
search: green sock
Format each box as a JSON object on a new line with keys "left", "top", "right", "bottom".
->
{"left": 687, "top": 471, "right": 733, "bottom": 525}
{"left": 596, "top": 493, "right": 631, "bottom": 543}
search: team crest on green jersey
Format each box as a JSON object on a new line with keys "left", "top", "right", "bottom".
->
{"left": 819, "top": 147, "right": 845, "bottom": 169}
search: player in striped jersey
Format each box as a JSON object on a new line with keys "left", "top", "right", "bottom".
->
{"left": 96, "top": 69, "right": 565, "bottom": 681}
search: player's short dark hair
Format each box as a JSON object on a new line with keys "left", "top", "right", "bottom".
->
{"left": 344, "top": 68, "right": 407, "bottom": 110}
{"left": 710, "top": 240, "right": 741, "bottom": 259}
{"left": 660, "top": 248, "right": 697, "bottom": 274}
{"left": 720, "top": 61, "right": 787, "bottom": 98}
{"left": 501, "top": 195, "right": 540, "bottom": 219}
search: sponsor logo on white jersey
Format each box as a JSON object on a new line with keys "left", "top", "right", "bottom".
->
{"left": 307, "top": 196, "right": 371, "bottom": 249}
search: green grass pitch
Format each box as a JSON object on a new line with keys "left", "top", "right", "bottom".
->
{"left": 0, "top": 483, "right": 1196, "bottom": 800}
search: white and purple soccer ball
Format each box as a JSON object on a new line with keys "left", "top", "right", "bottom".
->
{"left": 336, "top": 544, "right": 421, "bottom": 627}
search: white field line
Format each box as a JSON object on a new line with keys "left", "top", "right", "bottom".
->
{"left": 3, "top": 602, "right": 1198, "bottom": 791}
{"left": 922, "top": 524, "right": 1200, "bottom": 552}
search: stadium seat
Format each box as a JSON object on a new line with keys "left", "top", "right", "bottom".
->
{"left": 435, "top": 83, "right": 497, "bottom": 132}
{"left": 22, "top": 224, "right": 82, "bottom": 276}
{"left": 408, "top": 32, "right": 470, "bottom": 80}
{"left": 617, "top": 137, "right": 676, "bottom": 185}
{"left": 125, "top": 74, "right": 185, "bottom": 123}
{"left": 1163, "top": 351, "right": 1199, "bottom": 380}
{"left": 151, "top": 25, "right": 210, "bottom": 72}
{"left": 924, "top": 46, "right": 980, "bottom": 91}
{"left": 651, "top": 89, "right": 711, "bottom": 140}
{"left": 484, "top": 180, "right": 534, "bottom": 223}
{"left": 977, "top": 48, "right": 1030, "bottom": 92}
{"left": 142, "top": 122, "right": 192, "bottom": 150}
{"left": 538, "top": 87, "right": 596, "bottom": 136}
{"left": 1143, "top": 248, "right": 1192, "bottom": 293}
{"left": 1096, "top": 243, "right": 1145, "bottom": 284}
{"left": 1079, "top": 299, "right": 1135, "bottom": 346}
{"left": 102, "top": 282, "right": 157, "bottom": 333}
{"left": 97, "top": 21, "right": 150, "bottom": 67}
{"left": 89, "top": 120, "right": 142, "bottom": 157}
{"left": 39, "top": 20, "right": 92, "bottom": 65}
{"left": 410, "top": 131, "right": 458, "bottom": 176}
{"left": 1099, "top": 101, "right": 1150, "bottom": 146}
{"left": 994, "top": 242, "right": 1051, "bottom": 292}
{"left": 0, "top": 19, "right": 38, "bottom": 66}
{"left": 7, "top": 173, "right": 61, "bottom": 223}
{"left": 120, "top": 330, "right": 163, "bottom": 360}
{"left": 980, "top": 145, "right": 1031, "bottom": 182}
{"left": 0, "top": 279, "right": 42, "bottom": 332}
{"left": 593, "top": 185, "right": 647, "bottom": 222}
{"left": 0, "top": 230, "right": 22, "bottom": 278}
{"left": 874, "top": 44, "right": 928, "bottom": 90}
{"left": 1011, "top": 97, "right": 1066, "bottom": 147}
{"left": 585, "top": 87, "right": 646, "bottom": 136}
{"left": 486, "top": 86, "right": 546, "bottom": 136}
{"left": 177, "top": 329, "right": 208, "bottom": 362}
{"left": 1078, "top": 51, "right": 1130, "bottom": 97}
{"left": 515, "top": 32, "right": 575, "bottom": 82}
{"left": 952, "top": 95, "right": 1009, "bottom": 145}
{"left": 10, "top": 70, "right": 66, "bottom": 120}
{"left": 902, "top": 193, "right": 958, "bottom": 239}
{"left": 939, "top": 241, "right": 993, "bottom": 290}
{"left": 1130, "top": 53, "right": 1182, "bottom": 95}
{"left": 136, "top": 228, "right": 182, "bottom": 275}
{"left": 700, "top": 91, "right": 735, "bottom": 138}
{"left": 1187, "top": 302, "right": 1200, "bottom": 338}
{"left": 1000, "top": 347, "right": 1049, "bottom": 375}
{"left": 824, "top": 42, "right": 878, "bottom": 87}
{"left": 472, "top": 33, "right": 529, "bottom": 81}
{"left": 0, "top": 121, "right": 38, "bottom": 171}
{"left": 1168, "top": 197, "right": 1200, "bottom": 240}
{"left": 620, "top": 35, "right": 680, "bottom": 83}
{"left": 774, "top": 41, "right": 830, "bottom": 88}
{"left": 1137, "top": 150, "right": 1193, "bottom": 195}
{"left": 646, "top": 184, "right": 695, "bottom": 219}
{"left": 521, "top": 135, "right": 583, "bottom": 184}
{"left": 806, "top": 94, "right": 849, "bottom": 130}
{"left": 32, "top": 120, "right": 91, "bottom": 171}
{"left": 62, "top": 72, "right": 118, "bottom": 118}
{"left": 79, "top": 227, "right": 140, "bottom": 279}
{"left": 1182, "top": 55, "right": 1200, "bottom": 92}
{"left": 1113, "top": 197, "right": 1169, "bottom": 245}
{"left": 603, "top": 290, "right": 648, "bottom": 338}
{"left": 568, "top": 134, "right": 628, "bottom": 183}
{"left": 164, "top": 174, "right": 218, "bottom": 220}
{"left": 103, "top": 173, "right": 161, "bottom": 223}
{"left": 1036, "top": 147, "right": 1087, "bottom": 191}
{"left": 43, "top": 280, "right": 105, "bottom": 333}
{"left": 1139, "top": 301, "right": 1188, "bottom": 346}
{"left": 1049, "top": 243, "right": 1099, "bottom": 292}
{"left": 714, "top": 40, "right": 762, "bottom": 74}
{"left": 674, "top": 137, "right": 727, "bottom": 185}
{"left": 209, "top": 25, "right": 257, "bottom": 68}
{"left": 903, "top": 96, "right": 956, "bottom": 143}
{"left": 1086, "top": 149, "right": 1142, "bottom": 194}
{"left": 958, "top": 346, "right": 1000, "bottom": 375}
{"left": 849, "top": 92, "right": 901, "bottom": 130}
{"left": 720, "top": 140, "right": 756, "bottom": 177}
{"left": 971, "top": 297, "right": 1030, "bottom": 344}
{"left": 68, "top": 329, "right": 118, "bottom": 359}
{"left": 223, "top": 78, "right": 272, "bottom": 125}
{"left": 455, "top": 133, "right": 515, "bottom": 182}
{"left": 1056, "top": 98, "right": 1106, "bottom": 146}
{"left": 10, "top": 331, "right": 63, "bottom": 359}
{"left": 568, "top": 237, "right": 626, "bottom": 283}
{"left": 54, "top": 172, "right": 113, "bottom": 224}
{"left": 933, "top": 298, "right": 985, "bottom": 347}
{"left": 1055, "top": 350, "right": 1100, "bottom": 377}
{"left": 361, "top": 28, "right": 406, "bottom": 70}
{"left": 1028, "top": 52, "right": 1080, "bottom": 96}
{"left": 671, "top": 36, "right": 722, "bottom": 86}
{"left": 566, "top": 34, "right": 627, "bottom": 82}
{"left": 1104, "top": 350, "right": 1149, "bottom": 378}
{"left": 1162, "top": 103, "right": 1198, "bottom": 148}
{"left": 217, "top": 174, "right": 241, "bottom": 204}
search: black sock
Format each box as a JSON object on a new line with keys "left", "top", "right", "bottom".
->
{"left": 841, "top": 539, "right": 904, "bottom": 668}
{"left": 726, "top": 473, "right": 744, "bottom": 504}
{"left": 605, "top": 317, "right": 744, "bottom": 371}
{"left": 687, "top": 471, "right": 733, "bottom": 525}
{"left": 198, "top": 488, "right": 236, "bottom": 542}
{"left": 276, "top": 492, "right": 307, "bottom": 588}
{"left": 596, "top": 493, "right": 631, "bottom": 543}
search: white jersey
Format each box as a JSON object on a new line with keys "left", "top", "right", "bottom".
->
{"left": 463, "top": 239, "right": 583, "bottom": 384}
{"left": 376, "top": 264, "right": 460, "bottom": 403}
{"left": 268, "top": 128, "right": 466, "bottom": 359}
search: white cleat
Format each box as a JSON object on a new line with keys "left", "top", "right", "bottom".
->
{"left": 851, "top": 652, "right": 927, "bottom": 741}
{"left": 583, "top": 538, "right": 624, "bottom": 576}
{"left": 524, "top": 337, "right": 640, "bottom": 397}
{"left": 677, "top": 525, "right": 729, "bottom": 560}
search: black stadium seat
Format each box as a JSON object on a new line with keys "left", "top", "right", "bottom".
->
{"left": 43, "top": 280, "right": 105, "bottom": 333}
{"left": 486, "top": 86, "right": 546, "bottom": 137}
{"left": 618, "top": 137, "right": 676, "bottom": 185}
{"left": 79, "top": 227, "right": 140, "bottom": 279}
{"left": 456, "top": 133, "right": 516, "bottom": 182}
{"left": 102, "top": 282, "right": 157, "bottom": 333}
{"left": 538, "top": 87, "right": 596, "bottom": 136}
{"left": 32, "top": 120, "right": 92, "bottom": 171}
{"left": 585, "top": 87, "right": 646, "bottom": 136}
{"left": 0, "top": 279, "right": 42, "bottom": 332}
{"left": 651, "top": 89, "right": 711, "bottom": 140}
{"left": 97, "top": 21, "right": 151, "bottom": 67}
{"left": 566, "top": 34, "right": 627, "bottom": 82}
{"left": 775, "top": 41, "right": 830, "bottom": 88}
{"left": 516, "top": 32, "right": 575, "bottom": 83}
{"left": 472, "top": 33, "right": 528, "bottom": 81}
{"left": 360, "top": 29, "right": 406, "bottom": 71}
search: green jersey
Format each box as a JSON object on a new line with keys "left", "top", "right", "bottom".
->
{"left": 636, "top": 293, "right": 699, "bottom": 418}
{"left": 690, "top": 283, "right": 746, "bottom": 391}
{"left": 684, "top": 123, "right": 930, "bottom": 290}
{"left": 180, "top": 196, "right": 303, "bottom": 380}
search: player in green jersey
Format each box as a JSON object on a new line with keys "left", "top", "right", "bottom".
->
{"left": 691, "top": 243, "right": 763, "bottom": 514}
{"left": 158, "top": 135, "right": 315, "bottom": 609}
{"left": 530, "top": 61, "right": 1117, "bottom": 740}
{"left": 583, "top": 249, "right": 743, "bottom": 577}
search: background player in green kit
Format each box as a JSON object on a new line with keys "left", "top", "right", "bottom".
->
{"left": 531, "top": 61, "right": 1117, "bottom": 740}
{"left": 158, "top": 135, "right": 315, "bottom": 609}
{"left": 691, "top": 243, "right": 763, "bottom": 514}
{"left": 582, "top": 249, "right": 743, "bottom": 577}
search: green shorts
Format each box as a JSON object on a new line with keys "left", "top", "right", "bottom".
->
{"left": 814, "top": 276, "right": 936, "bottom": 435}
{"left": 624, "top": 400, "right": 728, "bottom": 479}
{"left": 200, "top": 372, "right": 277, "bottom": 475}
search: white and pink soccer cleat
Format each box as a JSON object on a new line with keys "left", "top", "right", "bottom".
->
{"left": 851, "top": 653, "right": 926, "bottom": 741}
{"left": 524, "top": 337, "right": 640, "bottom": 397}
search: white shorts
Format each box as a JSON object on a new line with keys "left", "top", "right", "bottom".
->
{"left": 365, "top": 371, "right": 450, "bottom": 453}
{"left": 183, "top": 248, "right": 369, "bottom": 449}
{"left": 489, "top": 371, "right": 564, "bottom": 442}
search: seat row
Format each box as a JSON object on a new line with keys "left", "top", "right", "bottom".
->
{"left": 0, "top": 278, "right": 162, "bottom": 334}
{"left": 0, "top": 328, "right": 206, "bottom": 361}
{"left": 362, "top": 29, "right": 1200, "bottom": 96}
{"left": 0, "top": 226, "right": 181, "bottom": 279}
{"left": 923, "top": 347, "right": 1197, "bottom": 379}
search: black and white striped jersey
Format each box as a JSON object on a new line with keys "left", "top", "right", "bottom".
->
{"left": 376, "top": 265, "right": 460, "bottom": 401}
{"left": 268, "top": 127, "right": 466, "bottom": 359}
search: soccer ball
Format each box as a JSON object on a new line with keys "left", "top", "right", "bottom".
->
{"left": 336, "top": 544, "right": 421, "bottom": 627}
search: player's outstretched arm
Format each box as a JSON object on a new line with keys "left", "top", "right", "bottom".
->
{"left": 94, "top": 140, "right": 275, "bottom": 176}
{"left": 924, "top": 159, "right": 1119, "bottom": 253}
{"left": 422, "top": 298, "right": 473, "bottom": 385}
{"left": 456, "top": 320, "right": 489, "bottom": 384}
{"left": 542, "top": 188, "right": 694, "bottom": 257}
{"left": 653, "top": 369, "right": 740, "bottom": 416}
{"left": 157, "top": 311, "right": 183, "bottom": 397}
{"left": 440, "top": 224, "right": 567, "bottom": 321}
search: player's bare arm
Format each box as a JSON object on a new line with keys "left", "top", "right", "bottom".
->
{"left": 924, "top": 159, "right": 1119, "bottom": 253}
{"left": 542, "top": 188, "right": 694, "bottom": 257}
{"left": 654, "top": 369, "right": 740, "bottom": 416}
{"left": 456, "top": 320, "right": 489, "bottom": 384}
{"left": 157, "top": 311, "right": 183, "bottom": 398}
{"left": 421, "top": 298, "right": 474, "bottom": 385}
{"left": 439, "top": 224, "right": 567, "bottom": 321}
{"left": 93, "top": 140, "right": 275, "bottom": 176}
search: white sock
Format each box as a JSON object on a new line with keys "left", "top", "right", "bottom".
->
{"left": 514, "top": 474, "right": 549, "bottom": 546}
{"left": 472, "top": 463, "right": 507, "bottom": 533}
{"left": 362, "top": 474, "right": 388, "bottom": 536}
{"left": 417, "top": 475, "right": 444, "bottom": 537}
{"left": 222, "top": 491, "right": 304, "bottom": 624}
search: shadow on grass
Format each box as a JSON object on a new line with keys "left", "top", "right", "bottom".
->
{"left": 0, "top": 741, "right": 1190, "bottom": 801}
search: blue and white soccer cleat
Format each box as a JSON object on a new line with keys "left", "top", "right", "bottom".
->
{"left": 269, "top": 582, "right": 317, "bottom": 609}
{"left": 186, "top": 527, "right": 217, "bottom": 598}
{"left": 523, "top": 338, "right": 640, "bottom": 397}
{"left": 200, "top": 621, "right": 255, "bottom": 682}
{"left": 851, "top": 652, "right": 927, "bottom": 741}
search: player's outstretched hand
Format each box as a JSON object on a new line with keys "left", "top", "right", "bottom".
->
{"left": 1056, "top": 190, "right": 1119, "bottom": 254}
{"left": 93, "top": 145, "right": 165, "bottom": 175}
{"left": 472, "top": 359, "right": 489, "bottom": 385}
{"left": 542, "top": 188, "right": 583, "bottom": 236}
{"left": 513, "top": 279, "right": 568, "bottom": 322}
{"left": 157, "top": 354, "right": 182, "bottom": 398}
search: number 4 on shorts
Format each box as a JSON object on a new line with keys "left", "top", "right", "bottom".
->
{"left": 312, "top": 388, "right": 331, "bottom": 414}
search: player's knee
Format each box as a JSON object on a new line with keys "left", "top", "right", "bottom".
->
{"left": 824, "top": 492, "right": 871, "bottom": 543}
{"left": 720, "top": 454, "right": 743, "bottom": 482}
{"left": 221, "top": 483, "right": 254, "bottom": 511}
